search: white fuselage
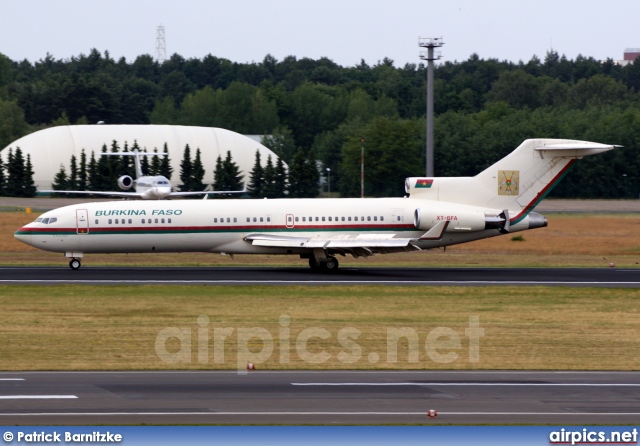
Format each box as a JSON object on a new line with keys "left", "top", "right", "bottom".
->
{"left": 14, "top": 197, "right": 536, "bottom": 258}
{"left": 132, "top": 175, "right": 173, "bottom": 200}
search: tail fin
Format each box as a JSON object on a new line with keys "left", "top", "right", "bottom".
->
{"left": 406, "top": 139, "right": 617, "bottom": 221}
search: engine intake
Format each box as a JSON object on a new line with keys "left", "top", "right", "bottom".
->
{"left": 117, "top": 175, "right": 134, "bottom": 190}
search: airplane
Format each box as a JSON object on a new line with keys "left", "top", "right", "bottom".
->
{"left": 39, "top": 149, "right": 245, "bottom": 200}
{"left": 15, "top": 139, "right": 617, "bottom": 271}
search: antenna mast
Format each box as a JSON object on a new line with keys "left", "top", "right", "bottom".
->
{"left": 155, "top": 25, "right": 167, "bottom": 63}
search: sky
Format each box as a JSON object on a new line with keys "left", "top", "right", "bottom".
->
{"left": 1, "top": 0, "right": 638, "bottom": 67}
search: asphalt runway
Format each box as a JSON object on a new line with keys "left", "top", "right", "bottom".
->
{"left": 1, "top": 266, "right": 639, "bottom": 287}
{"left": 1, "top": 371, "right": 639, "bottom": 425}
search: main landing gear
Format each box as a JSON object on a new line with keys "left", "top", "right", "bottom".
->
{"left": 69, "top": 258, "right": 81, "bottom": 270}
{"left": 308, "top": 256, "right": 339, "bottom": 272}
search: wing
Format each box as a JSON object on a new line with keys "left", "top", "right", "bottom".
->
{"left": 244, "top": 221, "right": 448, "bottom": 258}
{"left": 38, "top": 190, "right": 144, "bottom": 198}
{"left": 168, "top": 189, "right": 246, "bottom": 197}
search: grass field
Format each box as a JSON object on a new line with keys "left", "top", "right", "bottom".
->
{"left": 3, "top": 211, "right": 640, "bottom": 267}
{"left": 1, "top": 285, "right": 639, "bottom": 371}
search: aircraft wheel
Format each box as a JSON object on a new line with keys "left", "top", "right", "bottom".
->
{"left": 322, "top": 256, "right": 340, "bottom": 272}
{"left": 69, "top": 258, "right": 81, "bottom": 270}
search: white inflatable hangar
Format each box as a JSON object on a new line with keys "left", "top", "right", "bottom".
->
{"left": 0, "top": 125, "right": 279, "bottom": 190}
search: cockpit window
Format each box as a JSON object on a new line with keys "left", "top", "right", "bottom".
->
{"left": 49, "top": 218, "right": 57, "bottom": 224}
{"left": 35, "top": 218, "right": 43, "bottom": 223}
{"left": 41, "top": 218, "right": 50, "bottom": 224}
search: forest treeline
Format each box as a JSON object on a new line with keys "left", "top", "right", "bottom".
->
{"left": 1, "top": 49, "right": 639, "bottom": 198}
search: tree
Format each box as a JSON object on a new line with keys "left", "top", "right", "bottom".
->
{"left": 95, "top": 144, "right": 114, "bottom": 191}
{"left": 0, "top": 155, "right": 5, "bottom": 195}
{"left": 274, "top": 156, "right": 287, "bottom": 198}
{"left": 247, "top": 150, "right": 263, "bottom": 198}
{"left": 23, "top": 154, "right": 37, "bottom": 197}
{"left": 213, "top": 151, "right": 243, "bottom": 195}
{"left": 87, "top": 151, "right": 98, "bottom": 190}
{"left": 6, "top": 148, "right": 35, "bottom": 197}
{"left": 160, "top": 143, "right": 173, "bottom": 179}
{"left": 5, "top": 148, "right": 23, "bottom": 196}
{"left": 191, "top": 148, "right": 205, "bottom": 191}
{"left": 140, "top": 149, "right": 150, "bottom": 176}
{"left": 68, "top": 155, "right": 78, "bottom": 190}
{"left": 301, "top": 149, "right": 320, "bottom": 198}
{"left": 262, "top": 154, "right": 276, "bottom": 198}
{"left": 51, "top": 164, "right": 69, "bottom": 193}
{"left": 79, "top": 149, "right": 87, "bottom": 191}
{"left": 150, "top": 148, "right": 161, "bottom": 175}
{"left": 222, "top": 150, "right": 243, "bottom": 191}
{"left": 178, "top": 144, "right": 193, "bottom": 191}
{"left": 287, "top": 148, "right": 307, "bottom": 198}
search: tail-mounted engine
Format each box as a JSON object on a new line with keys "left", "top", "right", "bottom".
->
{"left": 414, "top": 208, "right": 512, "bottom": 233}
{"left": 117, "top": 175, "right": 134, "bottom": 190}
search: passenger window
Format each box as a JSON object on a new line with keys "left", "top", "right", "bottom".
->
{"left": 168, "top": 218, "right": 172, "bottom": 223}
{"left": 302, "top": 217, "right": 306, "bottom": 222}
{"left": 322, "top": 217, "right": 325, "bottom": 222}
{"left": 397, "top": 216, "right": 401, "bottom": 221}
{"left": 381, "top": 216, "right": 384, "bottom": 221}
{"left": 227, "top": 218, "right": 230, "bottom": 223}
{"left": 246, "top": 217, "right": 250, "bottom": 223}
{"left": 233, "top": 218, "right": 237, "bottom": 223}
{"left": 267, "top": 217, "right": 270, "bottom": 222}
{"left": 367, "top": 216, "right": 371, "bottom": 221}
{"left": 341, "top": 217, "right": 345, "bottom": 222}
{"left": 315, "top": 217, "right": 319, "bottom": 222}
{"left": 354, "top": 216, "right": 358, "bottom": 221}
{"left": 328, "top": 217, "right": 332, "bottom": 222}
{"left": 295, "top": 217, "right": 298, "bottom": 222}
{"left": 115, "top": 219, "right": 118, "bottom": 224}
{"left": 260, "top": 217, "right": 264, "bottom": 222}
{"left": 129, "top": 219, "right": 132, "bottom": 224}
{"left": 95, "top": 219, "right": 99, "bottom": 224}
{"left": 374, "top": 216, "right": 377, "bottom": 221}
{"left": 253, "top": 217, "right": 257, "bottom": 222}
{"left": 109, "top": 219, "right": 112, "bottom": 224}
{"left": 155, "top": 219, "right": 158, "bottom": 223}
{"left": 161, "top": 218, "right": 165, "bottom": 224}
{"left": 348, "top": 217, "right": 352, "bottom": 221}
{"left": 142, "top": 219, "right": 145, "bottom": 223}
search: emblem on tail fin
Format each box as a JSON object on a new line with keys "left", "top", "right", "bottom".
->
{"left": 498, "top": 170, "right": 519, "bottom": 196}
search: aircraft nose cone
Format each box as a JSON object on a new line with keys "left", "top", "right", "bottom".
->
{"left": 14, "top": 227, "right": 33, "bottom": 246}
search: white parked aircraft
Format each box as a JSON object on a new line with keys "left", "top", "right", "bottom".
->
{"left": 16, "top": 139, "right": 616, "bottom": 271}
{"left": 39, "top": 150, "right": 244, "bottom": 200}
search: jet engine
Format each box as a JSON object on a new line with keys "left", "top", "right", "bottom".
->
{"left": 414, "top": 208, "right": 488, "bottom": 233}
{"left": 117, "top": 175, "right": 134, "bottom": 190}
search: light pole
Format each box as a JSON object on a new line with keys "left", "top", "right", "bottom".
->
{"left": 326, "top": 167, "right": 331, "bottom": 196}
{"left": 419, "top": 37, "right": 443, "bottom": 177}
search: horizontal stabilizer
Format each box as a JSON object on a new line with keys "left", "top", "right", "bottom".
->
{"left": 534, "top": 142, "right": 619, "bottom": 158}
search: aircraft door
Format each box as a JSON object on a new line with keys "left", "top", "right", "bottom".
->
{"left": 76, "top": 209, "right": 89, "bottom": 234}
{"left": 392, "top": 208, "right": 405, "bottom": 224}
{"left": 286, "top": 214, "right": 295, "bottom": 228}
